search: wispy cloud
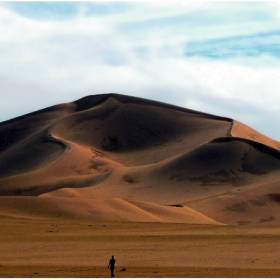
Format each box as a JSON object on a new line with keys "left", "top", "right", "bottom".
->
{"left": 185, "top": 30, "right": 280, "bottom": 59}
{"left": 1, "top": 2, "right": 280, "bottom": 140}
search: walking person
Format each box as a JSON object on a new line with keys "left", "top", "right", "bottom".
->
{"left": 108, "top": 255, "right": 116, "bottom": 277}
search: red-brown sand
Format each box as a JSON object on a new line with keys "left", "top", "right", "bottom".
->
{"left": 1, "top": 93, "right": 280, "bottom": 277}
{"left": 1, "top": 217, "right": 280, "bottom": 278}
{"left": 1, "top": 93, "right": 280, "bottom": 225}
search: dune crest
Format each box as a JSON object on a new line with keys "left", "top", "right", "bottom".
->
{"left": 231, "top": 120, "right": 280, "bottom": 150}
{"left": 1, "top": 93, "right": 280, "bottom": 225}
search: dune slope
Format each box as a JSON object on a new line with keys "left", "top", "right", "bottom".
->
{"left": 0, "top": 93, "right": 280, "bottom": 225}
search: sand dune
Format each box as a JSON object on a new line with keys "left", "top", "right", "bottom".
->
{"left": 0, "top": 196, "right": 222, "bottom": 224}
{"left": 1, "top": 93, "right": 280, "bottom": 225}
{"left": 232, "top": 120, "right": 280, "bottom": 150}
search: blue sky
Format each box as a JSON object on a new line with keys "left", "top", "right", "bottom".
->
{"left": 1, "top": 1, "right": 280, "bottom": 140}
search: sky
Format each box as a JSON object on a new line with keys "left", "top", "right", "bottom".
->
{"left": 1, "top": 1, "right": 280, "bottom": 140}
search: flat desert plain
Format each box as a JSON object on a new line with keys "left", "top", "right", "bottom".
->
{"left": 2, "top": 94, "right": 280, "bottom": 277}
{"left": 2, "top": 217, "right": 280, "bottom": 278}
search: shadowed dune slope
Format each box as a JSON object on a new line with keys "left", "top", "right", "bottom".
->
{"left": 152, "top": 137, "right": 280, "bottom": 183}
{"left": 51, "top": 94, "right": 232, "bottom": 166}
{"left": 0, "top": 103, "right": 76, "bottom": 177}
{"left": 1, "top": 93, "right": 280, "bottom": 225}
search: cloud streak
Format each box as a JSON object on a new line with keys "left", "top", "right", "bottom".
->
{"left": 1, "top": 2, "right": 280, "bottom": 141}
{"left": 185, "top": 30, "right": 280, "bottom": 59}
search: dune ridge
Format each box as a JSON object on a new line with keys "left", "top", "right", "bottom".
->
{"left": 0, "top": 196, "right": 222, "bottom": 224}
{"left": 1, "top": 93, "right": 280, "bottom": 225}
{"left": 231, "top": 120, "right": 280, "bottom": 150}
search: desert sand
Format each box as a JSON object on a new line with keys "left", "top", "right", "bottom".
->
{"left": 1, "top": 93, "right": 280, "bottom": 277}
{"left": 1, "top": 217, "right": 280, "bottom": 278}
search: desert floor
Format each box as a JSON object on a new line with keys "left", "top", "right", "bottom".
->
{"left": 1, "top": 217, "right": 280, "bottom": 277}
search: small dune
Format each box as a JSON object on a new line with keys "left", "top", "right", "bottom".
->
{"left": 0, "top": 196, "right": 222, "bottom": 225}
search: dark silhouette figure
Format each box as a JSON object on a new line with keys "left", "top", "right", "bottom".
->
{"left": 108, "top": 255, "right": 116, "bottom": 277}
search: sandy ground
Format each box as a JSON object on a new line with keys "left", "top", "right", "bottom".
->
{"left": 1, "top": 216, "right": 280, "bottom": 278}
{"left": 2, "top": 94, "right": 280, "bottom": 277}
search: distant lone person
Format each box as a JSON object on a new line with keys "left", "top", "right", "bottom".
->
{"left": 108, "top": 255, "right": 116, "bottom": 277}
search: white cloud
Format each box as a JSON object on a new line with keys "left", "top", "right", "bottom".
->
{"left": 1, "top": 2, "right": 280, "bottom": 141}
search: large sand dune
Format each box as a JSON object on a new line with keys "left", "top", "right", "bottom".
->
{"left": 1, "top": 93, "right": 280, "bottom": 225}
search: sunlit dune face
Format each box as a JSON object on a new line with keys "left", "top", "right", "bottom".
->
{"left": 0, "top": 94, "right": 280, "bottom": 226}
